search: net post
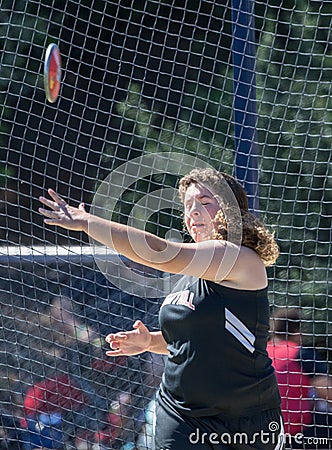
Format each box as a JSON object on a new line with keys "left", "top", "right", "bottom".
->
{"left": 232, "top": 0, "right": 259, "bottom": 213}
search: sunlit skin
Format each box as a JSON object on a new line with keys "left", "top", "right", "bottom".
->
{"left": 184, "top": 183, "right": 221, "bottom": 243}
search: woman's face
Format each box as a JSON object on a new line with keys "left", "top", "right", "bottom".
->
{"left": 183, "top": 183, "right": 221, "bottom": 242}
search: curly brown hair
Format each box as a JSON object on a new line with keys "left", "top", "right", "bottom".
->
{"left": 178, "top": 168, "right": 279, "bottom": 266}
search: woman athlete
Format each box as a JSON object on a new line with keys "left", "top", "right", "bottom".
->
{"left": 39, "top": 168, "right": 284, "bottom": 450}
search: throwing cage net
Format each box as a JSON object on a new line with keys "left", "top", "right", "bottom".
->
{"left": 1, "top": 1, "right": 331, "bottom": 449}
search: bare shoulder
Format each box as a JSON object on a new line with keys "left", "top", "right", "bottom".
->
{"left": 220, "top": 245, "right": 268, "bottom": 291}
{"left": 150, "top": 239, "right": 267, "bottom": 290}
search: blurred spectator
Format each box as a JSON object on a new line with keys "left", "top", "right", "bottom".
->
{"left": 0, "top": 413, "right": 25, "bottom": 450}
{"left": 268, "top": 308, "right": 332, "bottom": 448}
{"left": 0, "top": 378, "right": 25, "bottom": 450}
{"left": 135, "top": 393, "right": 156, "bottom": 450}
{"left": 21, "top": 374, "right": 89, "bottom": 449}
{"left": 47, "top": 267, "right": 164, "bottom": 449}
{"left": 20, "top": 372, "right": 141, "bottom": 450}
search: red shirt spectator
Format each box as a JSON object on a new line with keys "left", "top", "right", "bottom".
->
{"left": 267, "top": 339, "right": 312, "bottom": 434}
{"left": 23, "top": 375, "right": 87, "bottom": 417}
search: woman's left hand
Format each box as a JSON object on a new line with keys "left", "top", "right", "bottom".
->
{"left": 105, "top": 321, "right": 152, "bottom": 357}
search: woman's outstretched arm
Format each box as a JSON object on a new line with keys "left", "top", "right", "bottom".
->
{"left": 39, "top": 188, "right": 264, "bottom": 288}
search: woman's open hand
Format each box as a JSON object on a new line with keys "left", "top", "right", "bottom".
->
{"left": 105, "top": 321, "right": 152, "bottom": 357}
{"left": 39, "top": 189, "right": 89, "bottom": 231}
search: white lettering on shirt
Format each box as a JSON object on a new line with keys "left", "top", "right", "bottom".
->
{"left": 161, "top": 290, "right": 195, "bottom": 310}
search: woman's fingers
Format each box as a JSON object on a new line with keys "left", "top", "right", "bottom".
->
{"left": 105, "top": 349, "right": 124, "bottom": 356}
{"left": 105, "top": 335, "right": 127, "bottom": 356}
{"left": 105, "top": 323, "right": 150, "bottom": 357}
{"left": 109, "top": 340, "right": 120, "bottom": 350}
{"left": 38, "top": 208, "right": 60, "bottom": 219}
{"left": 105, "top": 337, "right": 124, "bottom": 355}
{"left": 38, "top": 204, "right": 72, "bottom": 227}
{"left": 39, "top": 196, "right": 62, "bottom": 211}
{"left": 39, "top": 189, "right": 69, "bottom": 212}
{"left": 105, "top": 333, "right": 127, "bottom": 343}
{"left": 47, "top": 188, "right": 67, "bottom": 205}
{"left": 39, "top": 190, "right": 87, "bottom": 232}
{"left": 133, "top": 320, "right": 142, "bottom": 329}
{"left": 133, "top": 320, "right": 146, "bottom": 331}
{"left": 38, "top": 208, "right": 65, "bottom": 226}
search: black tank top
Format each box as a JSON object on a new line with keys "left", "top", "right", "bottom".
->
{"left": 158, "top": 275, "right": 281, "bottom": 417}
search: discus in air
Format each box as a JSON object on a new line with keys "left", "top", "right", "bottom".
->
{"left": 44, "top": 44, "right": 62, "bottom": 103}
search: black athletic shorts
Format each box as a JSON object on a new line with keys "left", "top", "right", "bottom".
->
{"left": 154, "top": 394, "right": 285, "bottom": 450}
